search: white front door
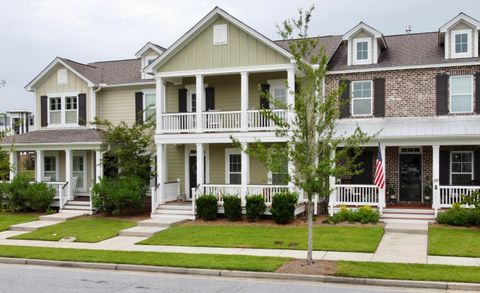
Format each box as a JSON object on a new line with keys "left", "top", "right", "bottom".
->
{"left": 72, "top": 151, "right": 87, "bottom": 193}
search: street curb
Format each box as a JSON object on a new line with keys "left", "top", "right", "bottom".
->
{"left": 0, "top": 257, "right": 479, "bottom": 291}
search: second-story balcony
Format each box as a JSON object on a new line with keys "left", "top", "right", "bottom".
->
{"left": 161, "top": 109, "right": 287, "bottom": 133}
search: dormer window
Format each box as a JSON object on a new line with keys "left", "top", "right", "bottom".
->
{"left": 455, "top": 33, "right": 468, "bottom": 53}
{"left": 353, "top": 38, "right": 372, "bottom": 65}
{"left": 451, "top": 30, "right": 472, "bottom": 58}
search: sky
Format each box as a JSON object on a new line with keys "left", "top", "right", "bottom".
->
{"left": 1, "top": 0, "right": 480, "bottom": 113}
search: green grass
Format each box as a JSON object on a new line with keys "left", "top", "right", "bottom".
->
{"left": 0, "top": 213, "right": 39, "bottom": 231}
{"left": 428, "top": 226, "right": 480, "bottom": 257}
{"left": 139, "top": 225, "right": 384, "bottom": 253}
{"left": 336, "top": 261, "right": 480, "bottom": 283}
{"left": 0, "top": 245, "right": 287, "bottom": 272}
{"left": 10, "top": 217, "right": 136, "bottom": 243}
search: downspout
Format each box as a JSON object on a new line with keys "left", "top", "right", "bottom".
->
{"left": 91, "top": 84, "right": 105, "bottom": 129}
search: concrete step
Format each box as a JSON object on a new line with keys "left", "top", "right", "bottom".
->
{"left": 63, "top": 204, "right": 91, "bottom": 210}
{"left": 39, "top": 212, "right": 84, "bottom": 222}
{"left": 157, "top": 205, "right": 192, "bottom": 211}
{"left": 383, "top": 208, "right": 434, "bottom": 215}
{"left": 9, "top": 220, "right": 62, "bottom": 231}
{"left": 381, "top": 218, "right": 435, "bottom": 224}
{"left": 384, "top": 222, "right": 429, "bottom": 235}
{"left": 137, "top": 218, "right": 188, "bottom": 228}
{"left": 151, "top": 213, "right": 196, "bottom": 220}
{"left": 65, "top": 200, "right": 90, "bottom": 206}
{"left": 119, "top": 226, "right": 168, "bottom": 237}
{"left": 155, "top": 208, "right": 193, "bottom": 215}
{"left": 382, "top": 213, "right": 435, "bottom": 220}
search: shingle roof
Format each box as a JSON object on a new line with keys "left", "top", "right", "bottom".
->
{"left": 274, "top": 35, "right": 342, "bottom": 61}
{"left": 328, "top": 32, "right": 480, "bottom": 71}
{"left": 0, "top": 129, "right": 104, "bottom": 145}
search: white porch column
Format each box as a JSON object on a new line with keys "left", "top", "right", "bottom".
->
{"left": 156, "top": 77, "right": 165, "bottom": 133}
{"left": 195, "top": 74, "right": 204, "bottom": 133}
{"left": 328, "top": 148, "right": 336, "bottom": 216}
{"left": 65, "top": 149, "right": 72, "bottom": 199}
{"left": 240, "top": 72, "right": 249, "bottom": 131}
{"left": 432, "top": 145, "right": 440, "bottom": 216}
{"left": 241, "top": 142, "right": 249, "bottom": 205}
{"left": 157, "top": 144, "right": 165, "bottom": 204}
{"left": 9, "top": 151, "right": 17, "bottom": 181}
{"left": 196, "top": 143, "right": 204, "bottom": 187}
{"left": 379, "top": 145, "right": 387, "bottom": 213}
{"left": 287, "top": 68, "right": 295, "bottom": 123}
{"left": 95, "top": 150, "right": 103, "bottom": 183}
{"left": 35, "top": 150, "right": 44, "bottom": 182}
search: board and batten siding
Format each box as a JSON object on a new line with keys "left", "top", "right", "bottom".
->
{"left": 158, "top": 17, "right": 290, "bottom": 73}
{"left": 35, "top": 65, "right": 90, "bottom": 129}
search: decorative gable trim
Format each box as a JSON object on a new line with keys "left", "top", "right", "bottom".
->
{"left": 439, "top": 12, "right": 480, "bottom": 33}
{"left": 145, "top": 6, "right": 293, "bottom": 74}
{"left": 342, "top": 22, "right": 387, "bottom": 66}
{"left": 135, "top": 42, "right": 166, "bottom": 58}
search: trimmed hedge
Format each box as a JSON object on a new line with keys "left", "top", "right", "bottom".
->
{"left": 270, "top": 191, "right": 298, "bottom": 224}
{"left": 196, "top": 194, "right": 218, "bottom": 220}
{"left": 326, "top": 205, "right": 380, "bottom": 224}
{"left": 223, "top": 195, "right": 242, "bottom": 221}
{"left": 92, "top": 176, "right": 146, "bottom": 215}
{"left": 437, "top": 204, "right": 480, "bottom": 227}
{"left": 0, "top": 175, "right": 55, "bottom": 213}
{"left": 246, "top": 195, "right": 266, "bottom": 221}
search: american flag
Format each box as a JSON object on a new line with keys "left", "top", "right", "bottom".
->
{"left": 374, "top": 142, "right": 385, "bottom": 189}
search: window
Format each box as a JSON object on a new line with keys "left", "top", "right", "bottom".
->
{"left": 65, "top": 96, "right": 78, "bottom": 124}
{"left": 451, "top": 30, "right": 472, "bottom": 58}
{"left": 356, "top": 41, "right": 368, "bottom": 60}
{"left": 213, "top": 24, "right": 228, "bottom": 45}
{"left": 226, "top": 149, "right": 241, "bottom": 184}
{"left": 49, "top": 97, "right": 62, "bottom": 124}
{"left": 353, "top": 38, "right": 371, "bottom": 64}
{"left": 351, "top": 80, "right": 373, "bottom": 116}
{"left": 450, "top": 75, "right": 473, "bottom": 113}
{"left": 73, "top": 153, "right": 86, "bottom": 192}
{"left": 455, "top": 33, "right": 468, "bottom": 53}
{"left": 269, "top": 161, "right": 289, "bottom": 185}
{"left": 57, "top": 69, "right": 68, "bottom": 85}
{"left": 271, "top": 86, "right": 287, "bottom": 108}
{"left": 451, "top": 151, "right": 473, "bottom": 185}
{"left": 29, "top": 116, "right": 34, "bottom": 126}
{"left": 44, "top": 156, "right": 57, "bottom": 181}
{"left": 144, "top": 92, "right": 156, "bottom": 121}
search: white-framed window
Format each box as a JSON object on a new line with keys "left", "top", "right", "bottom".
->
{"left": 43, "top": 152, "right": 59, "bottom": 181}
{"left": 141, "top": 55, "right": 158, "bottom": 79}
{"left": 72, "top": 151, "right": 87, "bottom": 192}
{"left": 351, "top": 80, "right": 373, "bottom": 116}
{"left": 268, "top": 79, "right": 288, "bottom": 108}
{"left": 450, "top": 151, "right": 474, "bottom": 185}
{"left": 57, "top": 69, "right": 68, "bottom": 85}
{"left": 225, "top": 149, "right": 241, "bottom": 184}
{"left": 451, "top": 29, "right": 472, "bottom": 58}
{"left": 353, "top": 38, "right": 372, "bottom": 65}
{"left": 49, "top": 97, "right": 62, "bottom": 124}
{"left": 213, "top": 24, "right": 228, "bottom": 45}
{"left": 449, "top": 75, "right": 473, "bottom": 113}
{"left": 267, "top": 161, "right": 289, "bottom": 185}
{"left": 185, "top": 85, "right": 206, "bottom": 112}
{"left": 65, "top": 96, "right": 78, "bottom": 124}
{"left": 143, "top": 90, "right": 156, "bottom": 121}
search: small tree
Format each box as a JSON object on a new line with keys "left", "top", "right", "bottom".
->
{"left": 234, "top": 6, "right": 372, "bottom": 264}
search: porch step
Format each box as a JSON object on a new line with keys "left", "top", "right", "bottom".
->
{"left": 119, "top": 226, "right": 168, "bottom": 237}
{"left": 382, "top": 212, "right": 435, "bottom": 220}
{"left": 137, "top": 218, "right": 188, "bottom": 228}
{"left": 65, "top": 200, "right": 90, "bottom": 206}
{"left": 384, "top": 222, "right": 429, "bottom": 234}
{"left": 151, "top": 213, "right": 196, "bottom": 220}
{"left": 383, "top": 208, "right": 435, "bottom": 215}
{"left": 156, "top": 205, "right": 192, "bottom": 211}
{"left": 155, "top": 208, "right": 193, "bottom": 216}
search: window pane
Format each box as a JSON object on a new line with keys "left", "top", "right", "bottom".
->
{"left": 145, "top": 94, "right": 156, "bottom": 107}
{"left": 462, "top": 162, "right": 472, "bottom": 173}
{"left": 451, "top": 76, "right": 471, "bottom": 94}
{"left": 191, "top": 94, "right": 196, "bottom": 112}
{"left": 455, "top": 33, "right": 468, "bottom": 53}
{"left": 230, "top": 174, "right": 241, "bottom": 184}
{"left": 272, "top": 173, "right": 288, "bottom": 185}
{"left": 353, "top": 99, "right": 372, "bottom": 115}
{"left": 50, "top": 112, "right": 61, "bottom": 124}
{"left": 451, "top": 162, "right": 461, "bottom": 172}
{"left": 356, "top": 41, "right": 368, "bottom": 60}
{"left": 352, "top": 81, "right": 371, "bottom": 98}
{"left": 451, "top": 95, "right": 472, "bottom": 112}
{"left": 65, "top": 111, "right": 77, "bottom": 124}
{"left": 452, "top": 174, "right": 472, "bottom": 185}
{"left": 229, "top": 154, "right": 241, "bottom": 172}
{"left": 462, "top": 152, "right": 473, "bottom": 162}
{"left": 145, "top": 109, "right": 156, "bottom": 121}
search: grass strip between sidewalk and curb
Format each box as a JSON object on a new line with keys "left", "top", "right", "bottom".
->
{"left": 0, "top": 214, "right": 39, "bottom": 232}
{"left": 0, "top": 245, "right": 288, "bottom": 272}
{"left": 139, "top": 225, "right": 384, "bottom": 252}
{"left": 10, "top": 217, "right": 136, "bottom": 243}
{"left": 428, "top": 226, "right": 480, "bottom": 258}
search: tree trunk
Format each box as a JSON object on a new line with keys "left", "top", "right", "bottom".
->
{"left": 306, "top": 193, "right": 314, "bottom": 264}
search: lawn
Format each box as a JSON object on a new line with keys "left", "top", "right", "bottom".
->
{"left": 336, "top": 261, "right": 480, "bottom": 283}
{"left": 10, "top": 217, "right": 136, "bottom": 243}
{"left": 0, "top": 245, "right": 287, "bottom": 272}
{"left": 139, "top": 225, "right": 384, "bottom": 252}
{"left": 0, "top": 213, "right": 39, "bottom": 231}
{"left": 428, "top": 226, "right": 480, "bottom": 257}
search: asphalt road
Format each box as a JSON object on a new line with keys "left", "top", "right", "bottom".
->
{"left": 0, "top": 264, "right": 450, "bottom": 293}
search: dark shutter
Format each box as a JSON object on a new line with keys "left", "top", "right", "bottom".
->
{"left": 78, "top": 93, "right": 87, "bottom": 125}
{"left": 135, "top": 92, "right": 143, "bottom": 124}
{"left": 351, "top": 150, "right": 373, "bottom": 184}
{"left": 339, "top": 79, "right": 350, "bottom": 118}
{"left": 205, "top": 87, "right": 215, "bottom": 111}
{"left": 41, "top": 95, "right": 48, "bottom": 127}
{"left": 474, "top": 150, "right": 480, "bottom": 181}
{"left": 260, "top": 83, "right": 270, "bottom": 109}
{"left": 25, "top": 115, "right": 29, "bottom": 132}
{"left": 178, "top": 89, "right": 188, "bottom": 112}
{"left": 436, "top": 74, "right": 449, "bottom": 115}
{"left": 373, "top": 78, "right": 385, "bottom": 117}
{"left": 475, "top": 72, "right": 480, "bottom": 114}
{"left": 439, "top": 149, "right": 450, "bottom": 185}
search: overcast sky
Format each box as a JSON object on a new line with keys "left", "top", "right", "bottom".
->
{"left": 1, "top": 0, "right": 480, "bottom": 113}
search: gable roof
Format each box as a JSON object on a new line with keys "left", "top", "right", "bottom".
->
{"left": 145, "top": 6, "right": 293, "bottom": 73}
{"left": 274, "top": 35, "right": 342, "bottom": 62}
{"left": 135, "top": 42, "right": 166, "bottom": 58}
{"left": 342, "top": 22, "right": 387, "bottom": 48}
{"left": 439, "top": 12, "right": 480, "bottom": 33}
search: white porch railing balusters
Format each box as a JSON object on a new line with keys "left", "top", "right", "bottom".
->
{"left": 247, "top": 109, "right": 287, "bottom": 131}
{"left": 162, "top": 113, "right": 196, "bottom": 133}
{"left": 164, "top": 180, "right": 181, "bottom": 203}
{"left": 202, "top": 111, "right": 241, "bottom": 132}
{"left": 246, "top": 185, "right": 289, "bottom": 206}
{"left": 332, "top": 184, "right": 380, "bottom": 208}
{"left": 439, "top": 185, "right": 480, "bottom": 208}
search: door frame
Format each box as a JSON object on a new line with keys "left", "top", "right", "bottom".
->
{"left": 72, "top": 151, "right": 87, "bottom": 193}
{"left": 184, "top": 144, "right": 210, "bottom": 198}
{"left": 43, "top": 151, "right": 60, "bottom": 182}
{"left": 398, "top": 147, "right": 423, "bottom": 203}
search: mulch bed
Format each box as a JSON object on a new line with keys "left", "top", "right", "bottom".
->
{"left": 276, "top": 259, "right": 336, "bottom": 275}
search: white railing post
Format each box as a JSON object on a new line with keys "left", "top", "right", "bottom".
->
{"left": 151, "top": 186, "right": 157, "bottom": 214}
{"left": 35, "top": 150, "right": 44, "bottom": 183}
{"left": 156, "top": 144, "right": 165, "bottom": 206}
{"left": 65, "top": 149, "right": 72, "bottom": 200}
{"left": 287, "top": 67, "right": 295, "bottom": 125}
{"left": 328, "top": 148, "right": 336, "bottom": 216}
{"left": 156, "top": 77, "right": 165, "bottom": 133}
{"left": 196, "top": 74, "right": 204, "bottom": 133}
{"left": 240, "top": 72, "right": 249, "bottom": 131}
{"left": 432, "top": 145, "right": 440, "bottom": 216}
{"left": 241, "top": 142, "right": 249, "bottom": 206}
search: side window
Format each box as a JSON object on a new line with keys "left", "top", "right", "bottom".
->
{"left": 144, "top": 93, "right": 156, "bottom": 121}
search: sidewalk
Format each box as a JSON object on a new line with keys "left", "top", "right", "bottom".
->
{"left": 0, "top": 228, "right": 479, "bottom": 267}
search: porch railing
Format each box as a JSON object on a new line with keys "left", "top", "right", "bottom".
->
{"left": 438, "top": 185, "right": 480, "bottom": 208}
{"left": 151, "top": 180, "right": 181, "bottom": 213}
{"left": 246, "top": 185, "right": 289, "bottom": 206}
{"left": 247, "top": 109, "right": 287, "bottom": 131}
{"left": 162, "top": 113, "right": 196, "bottom": 133}
{"left": 333, "top": 184, "right": 380, "bottom": 206}
{"left": 202, "top": 111, "right": 241, "bottom": 131}
{"left": 45, "top": 181, "right": 68, "bottom": 209}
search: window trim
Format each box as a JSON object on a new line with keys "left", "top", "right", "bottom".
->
{"left": 142, "top": 89, "right": 156, "bottom": 122}
{"left": 451, "top": 29, "right": 473, "bottom": 59}
{"left": 449, "top": 75, "right": 474, "bottom": 114}
{"left": 43, "top": 151, "right": 60, "bottom": 182}
{"left": 46, "top": 92, "right": 80, "bottom": 128}
{"left": 225, "top": 148, "right": 241, "bottom": 184}
{"left": 352, "top": 38, "right": 372, "bottom": 65}
{"left": 268, "top": 79, "right": 287, "bottom": 109}
{"left": 350, "top": 80, "right": 373, "bottom": 117}
{"left": 450, "top": 151, "right": 474, "bottom": 185}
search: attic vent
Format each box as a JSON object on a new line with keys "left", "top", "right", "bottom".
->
{"left": 57, "top": 69, "right": 68, "bottom": 85}
{"left": 213, "top": 24, "right": 228, "bottom": 45}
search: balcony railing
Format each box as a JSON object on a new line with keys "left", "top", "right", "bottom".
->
{"left": 160, "top": 110, "right": 287, "bottom": 133}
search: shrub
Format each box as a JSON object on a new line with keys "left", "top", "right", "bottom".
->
{"left": 246, "top": 195, "right": 266, "bottom": 221}
{"left": 26, "top": 183, "right": 55, "bottom": 212}
{"left": 436, "top": 204, "right": 480, "bottom": 227}
{"left": 326, "top": 205, "right": 380, "bottom": 224}
{"left": 5, "top": 175, "right": 31, "bottom": 211}
{"left": 92, "top": 176, "right": 146, "bottom": 215}
{"left": 270, "top": 191, "right": 298, "bottom": 224}
{"left": 196, "top": 194, "right": 218, "bottom": 220}
{"left": 222, "top": 194, "right": 242, "bottom": 221}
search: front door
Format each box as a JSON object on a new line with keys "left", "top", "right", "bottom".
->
{"left": 189, "top": 155, "right": 197, "bottom": 198}
{"left": 399, "top": 154, "right": 422, "bottom": 202}
{"left": 72, "top": 152, "right": 87, "bottom": 193}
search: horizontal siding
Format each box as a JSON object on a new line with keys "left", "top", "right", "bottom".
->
{"left": 166, "top": 144, "right": 185, "bottom": 193}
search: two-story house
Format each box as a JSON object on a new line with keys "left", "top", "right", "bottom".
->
{"left": 0, "top": 111, "right": 34, "bottom": 136}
